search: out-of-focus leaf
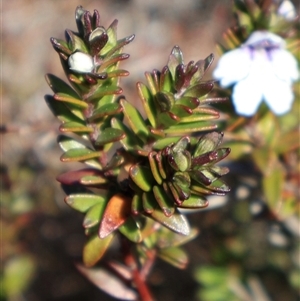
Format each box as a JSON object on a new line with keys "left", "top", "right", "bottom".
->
{"left": 157, "top": 228, "right": 198, "bottom": 249}
{"left": 3, "top": 255, "right": 36, "bottom": 297}
{"left": 262, "top": 163, "right": 285, "bottom": 209}
{"left": 83, "top": 233, "right": 114, "bottom": 267}
{"left": 76, "top": 264, "right": 138, "bottom": 300}
{"left": 99, "top": 193, "right": 132, "bottom": 238}
{"left": 274, "top": 130, "right": 300, "bottom": 154}
{"left": 252, "top": 148, "right": 276, "bottom": 175}
{"left": 65, "top": 193, "right": 107, "bottom": 213}
{"left": 158, "top": 246, "right": 188, "bottom": 269}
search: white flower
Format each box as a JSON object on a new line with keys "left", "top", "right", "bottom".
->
{"left": 278, "top": 0, "right": 297, "bottom": 21}
{"left": 213, "top": 31, "right": 299, "bottom": 116}
{"left": 68, "top": 52, "right": 95, "bottom": 73}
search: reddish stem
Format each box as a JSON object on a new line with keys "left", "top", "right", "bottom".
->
{"left": 124, "top": 249, "right": 156, "bottom": 301}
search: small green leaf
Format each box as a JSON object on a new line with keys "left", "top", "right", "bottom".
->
{"left": 120, "top": 99, "right": 149, "bottom": 142}
{"left": 95, "top": 128, "right": 125, "bottom": 145}
{"left": 86, "top": 85, "right": 123, "bottom": 102}
{"left": 111, "top": 117, "right": 141, "bottom": 151}
{"left": 194, "top": 132, "right": 223, "bottom": 157}
{"left": 45, "top": 74, "right": 80, "bottom": 98}
{"left": 150, "top": 208, "right": 190, "bottom": 235}
{"left": 59, "top": 122, "right": 93, "bottom": 133}
{"left": 83, "top": 233, "right": 115, "bottom": 267}
{"left": 58, "top": 135, "right": 89, "bottom": 151}
{"left": 99, "top": 19, "right": 118, "bottom": 55}
{"left": 142, "top": 191, "right": 156, "bottom": 214}
{"left": 66, "top": 29, "right": 88, "bottom": 52}
{"left": 183, "top": 82, "right": 214, "bottom": 98}
{"left": 131, "top": 193, "right": 143, "bottom": 215}
{"left": 129, "top": 165, "right": 154, "bottom": 192}
{"left": 176, "top": 96, "right": 199, "bottom": 109}
{"left": 164, "top": 122, "right": 217, "bottom": 135}
{"left": 60, "top": 148, "right": 101, "bottom": 162}
{"left": 179, "top": 194, "right": 208, "bottom": 209}
{"left": 148, "top": 152, "right": 163, "bottom": 185}
{"left": 119, "top": 217, "right": 142, "bottom": 243}
{"left": 179, "top": 110, "right": 219, "bottom": 123}
{"left": 80, "top": 175, "right": 108, "bottom": 185}
{"left": 83, "top": 203, "right": 106, "bottom": 228}
{"left": 65, "top": 194, "right": 107, "bottom": 213}
{"left": 54, "top": 92, "right": 88, "bottom": 108}
{"left": 153, "top": 185, "right": 175, "bottom": 217}
{"left": 45, "top": 95, "right": 84, "bottom": 123}
{"left": 89, "top": 103, "right": 123, "bottom": 121}
{"left": 137, "top": 82, "right": 157, "bottom": 128}
{"left": 152, "top": 137, "right": 181, "bottom": 150}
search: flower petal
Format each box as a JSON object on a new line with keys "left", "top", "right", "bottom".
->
{"left": 270, "top": 49, "right": 299, "bottom": 83}
{"left": 213, "top": 48, "right": 251, "bottom": 87}
{"left": 232, "top": 75, "right": 263, "bottom": 116}
{"left": 278, "top": 0, "right": 297, "bottom": 20}
{"left": 263, "top": 73, "right": 294, "bottom": 115}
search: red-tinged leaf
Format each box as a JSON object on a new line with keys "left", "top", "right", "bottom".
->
{"left": 83, "top": 233, "right": 114, "bottom": 267}
{"left": 99, "top": 194, "right": 132, "bottom": 238}
{"left": 183, "top": 82, "right": 214, "bottom": 98}
{"left": 57, "top": 169, "right": 98, "bottom": 185}
{"left": 76, "top": 264, "right": 138, "bottom": 300}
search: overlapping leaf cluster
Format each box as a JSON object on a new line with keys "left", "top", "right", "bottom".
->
{"left": 45, "top": 6, "right": 230, "bottom": 267}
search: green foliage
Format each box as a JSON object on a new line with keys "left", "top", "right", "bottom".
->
{"left": 46, "top": 5, "right": 230, "bottom": 276}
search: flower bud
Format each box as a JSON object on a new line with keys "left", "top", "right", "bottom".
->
{"left": 68, "top": 52, "right": 95, "bottom": 73}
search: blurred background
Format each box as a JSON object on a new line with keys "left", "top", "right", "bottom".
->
{"left": 2, "top": 1, "right": 299, "bottom": 301}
